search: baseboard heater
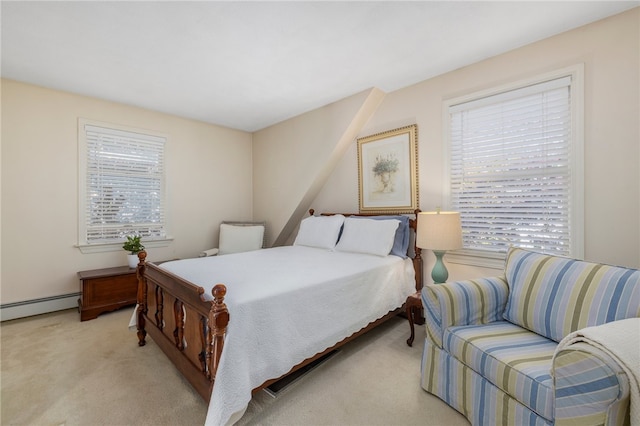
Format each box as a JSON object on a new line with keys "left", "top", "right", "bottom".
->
{"left": 0, "top": 293, "right": 80, "bottom": 322}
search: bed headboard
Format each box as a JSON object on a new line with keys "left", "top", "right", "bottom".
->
{"left": 309, "top": 209, "right": 423, "bottom": 291}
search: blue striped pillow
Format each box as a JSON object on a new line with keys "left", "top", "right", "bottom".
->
{"left": 503, "top": 247, "right": 640, "bottom": 342}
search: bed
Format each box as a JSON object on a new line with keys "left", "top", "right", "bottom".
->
{"left": 135, "top": 210, "right": 423, "bottom": 425}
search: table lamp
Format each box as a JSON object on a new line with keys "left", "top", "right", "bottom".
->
{"left": 416, "top": 211, "right": 463, "bottom": 284}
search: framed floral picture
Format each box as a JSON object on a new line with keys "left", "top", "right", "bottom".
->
{"left": 357, "top": 124, "right": 418, "bottom": 213}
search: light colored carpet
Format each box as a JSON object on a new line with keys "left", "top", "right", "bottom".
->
{"left": 1, "top": 308, "right": 468, "bottom": 426}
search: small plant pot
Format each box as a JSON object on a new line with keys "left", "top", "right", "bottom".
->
{"left": 127, "top": 254, "right": 139, "bottom": 269}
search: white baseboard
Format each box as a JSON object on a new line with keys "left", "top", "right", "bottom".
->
{"left": 0, "top": 293, "right": 80, "bottom": 322}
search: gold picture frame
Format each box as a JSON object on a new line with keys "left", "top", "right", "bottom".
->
{"left": 357, "top": 124, "right": 418, "bottom": 214}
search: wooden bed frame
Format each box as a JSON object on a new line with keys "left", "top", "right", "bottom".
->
{"left": 135, "top": 210, "right": 423, "bottom": 402}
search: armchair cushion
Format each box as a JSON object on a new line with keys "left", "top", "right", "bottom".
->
{"left": 218, "top": 223, "right": 265, "bottom": 255}
{"left": 445, "top": 321, "right": 557, "bottom": 420}
{"left": 503, "top": 247, "right": 640, "bottom": 343}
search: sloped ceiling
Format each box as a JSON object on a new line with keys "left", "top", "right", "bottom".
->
{"left": 2, "top": 1, "right": 638, "bottom": 132}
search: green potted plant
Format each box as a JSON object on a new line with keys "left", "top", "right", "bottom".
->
{"left": 123, "top": 235, "right": 145, "bottom": 268}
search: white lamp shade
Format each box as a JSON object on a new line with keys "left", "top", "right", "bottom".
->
{"left": 417, "top": 211, "right": 463, "bottom": 250}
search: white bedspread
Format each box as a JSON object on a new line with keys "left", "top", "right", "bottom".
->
{"left": 158, "top": 245, "right": 416, "bottom": 425}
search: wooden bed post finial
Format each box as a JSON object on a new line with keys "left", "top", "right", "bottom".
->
{"left": 207, "top": 284, "right": 229, "bottom": 381}
{"left": 137, "top": 250, "right": 147, "bottom": 265}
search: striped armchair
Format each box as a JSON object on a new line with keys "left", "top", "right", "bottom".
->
{"left": 420, "top": 247, "right": 640, "bottom": 426}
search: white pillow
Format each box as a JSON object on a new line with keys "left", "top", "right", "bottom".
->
{"left": 293, "top": 214, "right": 345, "bottom": 249}
{"left": 219, "top": 224, "right": 264, "bottom": 255}
{"left": 335, "top": 217, "right": 400, "bottom": 256}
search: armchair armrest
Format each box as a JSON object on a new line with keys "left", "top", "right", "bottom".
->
{"left": 554, "top": 342, "right": 630, "bottom": 426}
{"left": 199, "top": 248, "right": 219, "bottom": 257}
{"left": 422, "top": 276, "right": 509, "bottom": 348}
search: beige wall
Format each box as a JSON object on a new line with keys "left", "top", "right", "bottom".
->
{"left": 2, "top": 8, "right": 638, "bottom": 310}
{"left": 1, "top": 80, "right": 253, "bottom": 304}
{"left": 252, "top": 88, "right": 385, "bottom": 246}
{"left": 313, "top": 8, "right": 640, "bottom": 282}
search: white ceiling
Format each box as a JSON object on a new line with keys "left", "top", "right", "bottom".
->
{"left": 2, "top": 1, "right": 638, "bottom": 132}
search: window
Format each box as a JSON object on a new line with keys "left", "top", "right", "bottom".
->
{"left": 445, "top": 66, "right": 583, "bottom": 265}
{"left": 78, "top": 119, "right": 169, "bottom": 253}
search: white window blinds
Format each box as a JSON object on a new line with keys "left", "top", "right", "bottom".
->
{"left": 449, "top": 76, "right": 575, "bottom": 256}
{"left": 82, "top": 124, "right": 166, "bottom": 245}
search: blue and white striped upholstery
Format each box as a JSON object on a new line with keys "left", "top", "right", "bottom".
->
{"left": 420, "top": 248, "right": 639, "bottom": 425}
{"left": 445, "top": 321, "right": 556, "bottom": 420}
{"left": 422, "top": 339, "right": 553, "bottom": 426}
{"left": 554, "top": 342, "right": 630, "bottom": 426}
{"left": 422, "top": 276, "right": 509, "bottom": 348}
{"left": 504, "top": 247, "right": 640, "bottom": 342}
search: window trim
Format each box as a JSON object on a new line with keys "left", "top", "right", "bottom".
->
{"left": 77, "top": 118, "right": 172, "bottom": 253}
{"left": 442, "top": 64, "right": 584, "bottom": 267}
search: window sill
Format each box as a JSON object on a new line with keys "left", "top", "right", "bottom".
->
{"left": 76, "top": 238, "right": 173, "bottom": 254}
{"left": 446, "top": 249, "right": 506, "bottom": 270}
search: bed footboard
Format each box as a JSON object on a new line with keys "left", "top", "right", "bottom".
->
{"left": 135, "top": 251, "right": 229, "bottom": 401}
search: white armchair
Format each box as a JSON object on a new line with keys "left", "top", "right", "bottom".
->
{"left": 200, "top": 221, "right": 266, "bottom": 257}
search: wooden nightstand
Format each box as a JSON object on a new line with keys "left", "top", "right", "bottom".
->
{"left": 78, "top": 266, "right": 138, "bottom": 321}
{"left": 405, "top": 291, "right": 424, "bottom": 347}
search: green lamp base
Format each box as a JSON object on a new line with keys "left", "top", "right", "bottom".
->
{"left": 431, "top": 250, "right": 449, "bottom": 284}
